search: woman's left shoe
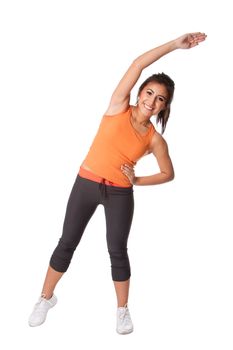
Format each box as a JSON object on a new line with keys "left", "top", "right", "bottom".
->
{"left": 116, "top": 304, "right": 134, "bottom": 334}
{"left": 28, "top": 294, "right": 57, "bottom": 327}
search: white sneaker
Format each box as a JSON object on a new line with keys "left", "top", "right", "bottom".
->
{"left": 28, "top": 294, "right": 57, "bottom": 327}
{"left": 116, "top": 304, "right": 134, "bottom": 334}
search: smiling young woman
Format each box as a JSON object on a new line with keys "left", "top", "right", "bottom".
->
{"left": 29, "top": 32, "right": 207, "bottom": 334}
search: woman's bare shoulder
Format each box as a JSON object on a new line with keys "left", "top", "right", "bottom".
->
{"left": 149, "top": 131, "right": 168, "bottom": 152}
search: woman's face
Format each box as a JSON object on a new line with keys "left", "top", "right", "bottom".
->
{"left": 137, "top": 82, "right": 169, "bottom": 117}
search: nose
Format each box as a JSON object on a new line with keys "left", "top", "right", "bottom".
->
{"left": 149, "top": 95, "right": 158, "bottom": 107}
{"left": 145, "top": 94, "right": 155, "bottom": 106}
{"left": 153, "top": 95, "right": 164, "bottom": 106}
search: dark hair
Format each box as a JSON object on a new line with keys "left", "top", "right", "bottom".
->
{"left": 137, "top": 73, "right": 175, "bottom": 134}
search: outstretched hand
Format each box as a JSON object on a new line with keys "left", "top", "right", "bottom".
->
{"left": 176, "top": 32, "right": 207, "bottom": 49}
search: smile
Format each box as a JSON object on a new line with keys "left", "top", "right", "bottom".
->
{"left": 144, "top": 103, "right": 153, "bottom": 111}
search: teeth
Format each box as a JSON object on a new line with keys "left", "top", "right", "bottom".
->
{"left": 144, "top": 104, "right": 153, "bottom": 110}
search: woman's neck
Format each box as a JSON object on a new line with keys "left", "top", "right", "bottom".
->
{"left": 131, "top": 105, "right": 151, "bottom": 127}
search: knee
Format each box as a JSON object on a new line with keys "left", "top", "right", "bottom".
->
{"left": 108, "top": 249, "right": 131, "bottom": 281}
{"left": 50, "top": 239, "right": 76, "bottom": 273}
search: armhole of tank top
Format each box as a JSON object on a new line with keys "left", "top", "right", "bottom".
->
{"left": 147, "top": 125, "right": 156, "bottom": 147}
{"left": 103, "top": 105, "right": 132, "bottom": 118}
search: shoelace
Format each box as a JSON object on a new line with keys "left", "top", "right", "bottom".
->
{"left": 34, "top": 297, "right": 51, "bottom": 310}
{"left": 119, "top": 307, "right": 131, "bottom": 326}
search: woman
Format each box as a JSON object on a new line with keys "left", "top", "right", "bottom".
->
{"left": 28, "top": 32, "right": 207, "bottom": 334}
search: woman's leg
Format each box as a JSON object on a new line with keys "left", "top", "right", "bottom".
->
{"left": 113, "top": 279, "right": 130, "bottom": 307}
{"left": 41, "top": 266, "right": 64, "bottom": 299}
{"left": 29, "top": 176, "right": 101, "bottom": 327}
{"left": 103, "top": 186, "right": 134, "bottom": 307}
{"left": 42, "top": 176, "right": 100, "bottom": 297}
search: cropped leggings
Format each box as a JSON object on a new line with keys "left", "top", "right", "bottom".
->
{"left": 50, "top": 175, "right": 134, "bottom": 281}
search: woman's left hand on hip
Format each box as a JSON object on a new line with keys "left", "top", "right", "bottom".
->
{"left": 121, "top": 164, "right": 136, "bottom": 185}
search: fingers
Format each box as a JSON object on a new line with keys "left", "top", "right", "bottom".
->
{"left": 121, "top": 164, "right": 134, "bottom": 170}
{"left": 177, "top": 32, "right": 207, "bottom": 50}
{"left": 121, "top": 164, "right": 135, "bottom": 184}
{"left": 189, "top": 32, "right": 207, "bottom": 45}
{"left": 121, "top": 164, "right": 134, "bottom": 176}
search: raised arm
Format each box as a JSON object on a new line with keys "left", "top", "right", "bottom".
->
{"left": 105, "top": 32, "right": 207, "bottom": 115}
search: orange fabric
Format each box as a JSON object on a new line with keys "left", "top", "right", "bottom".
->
{"left": 82, "top": 106, "right": 155, "bottom": 187}
{"left": 79, "top": 167, "right": 131, "bottom": 187}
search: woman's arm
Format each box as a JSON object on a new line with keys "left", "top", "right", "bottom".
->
{"left": 121, "top": 133, "right": 174, "bottom": 186}
{"left": 105, "top": 32, "right": 207, "bottom": 115}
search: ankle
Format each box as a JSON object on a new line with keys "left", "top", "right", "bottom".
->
{"left": 41, "top": 293, "right": 53, "bottom": 300}
{"left": 118, "top": 303, "right": 128, "bottom": 308}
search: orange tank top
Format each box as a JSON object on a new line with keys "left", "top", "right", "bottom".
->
{"left": 82, "top": 106, "right": 155, "bottom": 187}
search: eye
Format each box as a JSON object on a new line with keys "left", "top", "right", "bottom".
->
{"left": 158, "top": 97, "right": 165, "bottom": 102}
{"left": 146, "top": 90, "right": 153, "bottom": 96}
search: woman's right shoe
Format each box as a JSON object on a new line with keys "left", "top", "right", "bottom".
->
{"left": 28, "top": 294, "right": 57, "bottom": 327}
{"left": 116, "top": 304, "right": 134, "bottom": 334}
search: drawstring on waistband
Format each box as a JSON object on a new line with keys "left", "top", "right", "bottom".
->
{"left": 99, "top": 179, "right": 107, "bottom": 198}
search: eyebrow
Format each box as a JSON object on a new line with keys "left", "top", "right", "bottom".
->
{"left": 147, "top": 88, "right": 168, "bottom": 101}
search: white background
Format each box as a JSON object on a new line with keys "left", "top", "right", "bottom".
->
{"left": 0, "top": 0, "right": 232, "bottom": 349}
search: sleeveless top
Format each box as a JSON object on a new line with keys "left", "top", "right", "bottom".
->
{"left": 82, "top": 106, "right": 155, "bottom": 187}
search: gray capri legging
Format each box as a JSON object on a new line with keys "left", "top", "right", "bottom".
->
{"left": 50, "top": 175, "right": 134, "bottom": 281}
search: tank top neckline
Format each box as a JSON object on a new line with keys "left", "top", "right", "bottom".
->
{"left": 128, "top": 106, "right": 153, "bottom": 137}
